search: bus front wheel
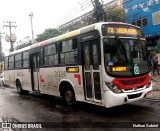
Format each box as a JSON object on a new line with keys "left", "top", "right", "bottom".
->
{"left": 63, "top": 87, "right": 76, "bottom": 106}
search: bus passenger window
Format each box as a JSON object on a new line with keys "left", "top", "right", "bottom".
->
{"left": 44, "top": 43, "right": 58, "bottom": 66}
{"left": 15, "top": 53, "right": 22, "bottom": 69}
{"left": 22, "top": 52, "right": 29, "bottom": 68}
{"left": 60, "top": 38, "right": 78, "bottom": 65}
{"left": 8, "top": 55, "right": 14, "bottom": 69}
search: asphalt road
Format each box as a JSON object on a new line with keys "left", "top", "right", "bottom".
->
{"left": 0, "top": 84, "right": 160, "bottom": 131}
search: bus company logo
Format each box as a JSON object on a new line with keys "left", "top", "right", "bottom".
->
{"left": 134, "top": 87, "right": 137, "bottom": 90}
{"left": 2, "top": 123, "right": 11, "bottom": 128}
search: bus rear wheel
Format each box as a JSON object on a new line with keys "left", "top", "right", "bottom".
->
{"left": 63, "top": 88, "right": 76, "bottom": 106}
{"left": 16, "top": 81, "right": 28, "bottom": 95}
{"left": 16, "top": 81, "right": 23, "bottom": 94}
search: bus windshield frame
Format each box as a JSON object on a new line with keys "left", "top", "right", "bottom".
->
{"left": 103, "top": 36, "right": 150, "bottom": 77}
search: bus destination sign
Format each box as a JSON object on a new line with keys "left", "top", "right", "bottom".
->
{"left": 107, "top": 27, "right": 138, "bottom": 35}
{"left": 112, "top": 66, "right": 127, "bottom": 72}
{"left": 102, "top": 24, "right": 143, "bottom": 37}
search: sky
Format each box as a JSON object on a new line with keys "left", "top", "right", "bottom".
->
{"left": 0, "top": 0, "right": 112, "bottom": 52}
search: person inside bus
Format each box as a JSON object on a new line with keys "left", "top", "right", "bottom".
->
{"left": 110, "top": 45, "right": 125, "bottom": 66}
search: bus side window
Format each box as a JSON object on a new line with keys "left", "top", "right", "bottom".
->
{"left": 15, "top": 53, "right": 22, "bottom": 69}
{"left": 22, "top": 51, "right": 29, "bottom": 68}
{"left": 8, "top": 55, "right": 14, "bottom": 69}
{"left": 44, "top": 43, "right": 58, "bottom": 66}
{"left": 60, "top": 38, "right": 78, "bottom": 65}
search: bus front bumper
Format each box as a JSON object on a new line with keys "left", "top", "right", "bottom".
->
{"left": 103, "top": 85, "right": 152, "bottom": 108}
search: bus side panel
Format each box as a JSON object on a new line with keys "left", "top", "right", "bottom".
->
{"left": 14, "top": 69, "right": 23, "bottom": 86}
{"left": 4, "top": 70, "right": 15, "bottom": 88}
{"left": 66, "top": 66, "right": 85, "bottom": 101}
{"left": 39, "top": 66, "right": 85, "bottom": 102}
{"left": 39, "top": 67, "right": 59, "bottom": 96}
{"left": 59, "top": 66, "right": 85, "bottom": 102}
{"left": 22, "top": 69, "right": 32, "bottom": 91}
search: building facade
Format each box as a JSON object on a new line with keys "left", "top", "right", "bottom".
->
{"left": 123, "top": 0, "right": 160, "bottom": 55}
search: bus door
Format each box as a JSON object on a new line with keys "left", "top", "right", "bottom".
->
{"left": 82, "top": 40, "right": 102, "bottom": 102}
{"left": 30, "top": 53, "right": 40, "bottom": 91}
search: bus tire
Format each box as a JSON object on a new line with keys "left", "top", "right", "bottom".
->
{"left": 16, "top": 81, "right": 23, "bottom": 94}
{"left": 16, "top": 81, "right": 28, "bottom": 95}
{"left": 63, "top": 87, "right": 76, "bottom": 106}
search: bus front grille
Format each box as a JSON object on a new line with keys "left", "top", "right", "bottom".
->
{"left": 127, "top": 93, "right": 142, "bottom": 99}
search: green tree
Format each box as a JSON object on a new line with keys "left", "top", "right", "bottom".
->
{"left": 67, "top": 7, "right": 127, "bottom": 32}
{"left": 105, "top": 7, "right": 127, "bottom": 22}
{"left": 36, "top": 28, "right": 61, "bottom": 42}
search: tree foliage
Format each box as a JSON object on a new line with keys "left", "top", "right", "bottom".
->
{"left": 35, "top": 7, "right": 127, "bottom": 41}
{"left": 105, "top": 7, "right": 127, "bottom": 22}
{"left": 36, "top": 28, "right": 61, "bottom": 42}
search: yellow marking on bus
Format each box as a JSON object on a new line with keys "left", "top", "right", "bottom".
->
{"left": 56, "top": 30, "right": 80, "bottom": 41}
{"left": 107, "top": 27, "right": 138, "bottom": 35}
{"left": 112, "top": 67, "right": 127, "bottom": 72}
{"left": 66, "top": 67, "right": 79, "bottom": 73}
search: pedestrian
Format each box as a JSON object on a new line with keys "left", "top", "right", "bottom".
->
{"left": 147, "top": 56, "right": 152, "bottom": 69}
{"left": 152, "top": 54, "right": 160, "bottom": 75}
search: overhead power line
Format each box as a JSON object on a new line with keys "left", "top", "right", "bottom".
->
{"left": 50, "top": 0, "right": 92, "bottom": 28}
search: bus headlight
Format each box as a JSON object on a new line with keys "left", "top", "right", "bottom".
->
{"left": 146, "top": 78, "right": 151, "bottom": 88}
{"left": 105, "top": 82, "right": 123, "bottom": 93}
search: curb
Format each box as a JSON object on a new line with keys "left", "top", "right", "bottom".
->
{"left": 144, "top": 98, "right": 160, "bottom": 101}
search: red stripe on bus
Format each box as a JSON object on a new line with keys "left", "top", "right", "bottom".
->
{"left": 112, "top": 74, "right": 150, "bottom": 89}
{"left": 40, "top": 75, "right": 45, "bottom": 83}
{"left": 74, "top": 74, "right": 81, "bottom": 85}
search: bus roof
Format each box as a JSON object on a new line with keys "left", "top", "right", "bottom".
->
{"left": 7, "top": 22, "right": 140, "bottom": 56}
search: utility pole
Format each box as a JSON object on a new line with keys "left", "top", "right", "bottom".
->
{"left": 29, "top": 12, "right": 34, "bottom": 40}
{"left": 3, "top": 21, "right": 17, "bottom": 52}
{"left": 91, "top": 0, "right": 106, "bottom": 22}
{"left": 0, "top": 32, "right": 5, "bottom": 61}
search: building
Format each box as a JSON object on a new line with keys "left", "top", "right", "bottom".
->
{"left": 58, "top": 0, "right": 122, "bottom": 33}
{"left": 123, "top": 0, "right": 160, "bottom": 55}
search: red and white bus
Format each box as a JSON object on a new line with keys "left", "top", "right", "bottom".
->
{"left": 4, "top": 22, "right": 152, "bottom": 108}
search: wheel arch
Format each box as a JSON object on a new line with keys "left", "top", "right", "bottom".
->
{"left": 59, "top": 80, "right": 76, "bottom": 100}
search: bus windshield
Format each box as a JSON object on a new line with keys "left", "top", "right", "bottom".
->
{"left": 104, "top": 37, "right": 150, "bottom": 77}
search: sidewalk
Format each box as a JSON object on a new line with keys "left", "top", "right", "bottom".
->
{"left": 147, "top": 72, "right": 160, "bottom": 100}
{"left": 151, "top": 72, "right": 160, "bottom": 82}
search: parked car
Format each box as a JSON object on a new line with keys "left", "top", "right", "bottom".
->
{"left": 0, "top": 72, "right": 4, "bottom": 86}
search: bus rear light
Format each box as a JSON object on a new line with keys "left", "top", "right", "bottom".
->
{"left": 105, "top": 82, "right": 123, "bottom": 93}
